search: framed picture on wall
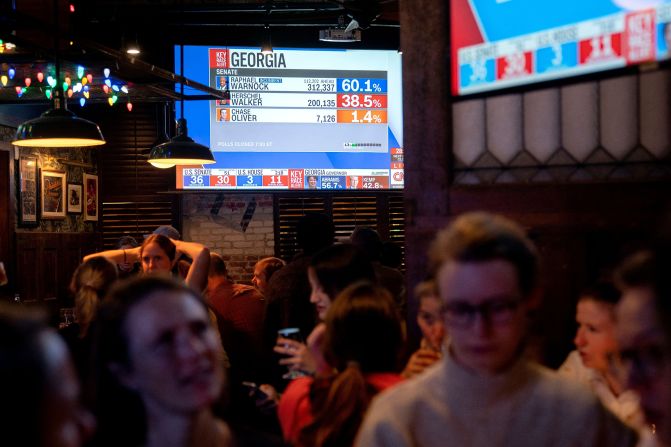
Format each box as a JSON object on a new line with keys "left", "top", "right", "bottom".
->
{"left": 18, "top": 156, "right": 38, "bottom": 226}
{"left": 83, "top": 173, "right": 99, "bottom": 222}
{"left": 67, "top": 184, "right": 83, "bottom": 214}
{"left": 40, "top": 170, "right": 66, "bottom": 219}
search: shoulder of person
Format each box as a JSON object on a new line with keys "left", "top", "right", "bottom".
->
{"left": 367, "top": 359, "right": 445, "bottom": 419}
{"left": 231, "top": 283, "right": 264, "bottom": 299}
{"left": 527, "top": 362, "right": 638, "bottom": 446}
{"left": 355, "top": 382, "right": 418, "bottom": 447}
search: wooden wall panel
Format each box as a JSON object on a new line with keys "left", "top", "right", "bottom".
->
{"left": 15, "top": 233, "right": 97, "bottom": 309}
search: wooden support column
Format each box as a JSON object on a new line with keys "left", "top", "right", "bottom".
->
{"left": 400, "top": 0, "right": 452, "bottom": 343}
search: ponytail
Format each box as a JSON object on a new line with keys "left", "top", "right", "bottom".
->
{"left": 75, "top": 285, "right": 99, "bottom": 337}
{"left": 297, "top": 362, "right": 374, "bottom": 447}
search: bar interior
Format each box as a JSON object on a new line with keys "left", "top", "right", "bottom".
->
{"left": 0, "top": 1, "right": 670, "bottom": 446}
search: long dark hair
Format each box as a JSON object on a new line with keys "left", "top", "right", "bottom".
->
{"left": 297, "top": 282, "right": 403, "bottom": 447}
{"left": 310, "top": 243, "right": 376, "bottom": 300}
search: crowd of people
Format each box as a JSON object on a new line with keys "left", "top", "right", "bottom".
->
{"left": 1, "top": 213, "right": 670, "bottom": 447}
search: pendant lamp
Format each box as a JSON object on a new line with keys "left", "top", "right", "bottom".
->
{"left": 148, "top": 118, "right": 215, "bottom": 168}
{"left": 12, "top": 0, "right": 105, "bottom": 148}
{"left": 148, "top": 44, "right": 215, "bottom": 168}
{"left": 12, "top": 89, "right": 105, "bottom": 147}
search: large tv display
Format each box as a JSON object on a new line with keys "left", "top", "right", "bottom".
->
{"left": 451, "top": 0, "right": 671, "bottom": 96}
{"left": 174, "top": 46, "right": 403, "bottom": 190}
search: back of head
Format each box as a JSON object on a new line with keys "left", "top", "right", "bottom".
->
{"left": 208, "top": 252, "right": 228, "bottom": 278}
{"left": 258, "top": 256, "right": 286, "bottom": 282}
{"left": 296, "top": 213, "right": 334, "bottom": 255}
{"left": 141, "top": 233, "right": 177, "bottom": 262}
{"left": 71, "top": 257, "right": 118, "bottom": 336}
{"left": 152, "top": 225, "right": 181, "bottom": 240}
{"left": 325, "top": 281, "right": 402, "bottom": 372}
{"left": 429, "top": 212, "right": 539, "bottom": 298}
{"left": 350, "top": 227, "right": 383, "bottom": 261}
{"left": 310, "top": 243, "right": 376, "bottom": 300}
{"left": 380, "top": 241, "right": 403, "bottom": 268}
{"left": 0, "top": 304, "right": 48, "bottom": 446}
{"left": 298, "top": 282, "right": 402, "bottom": 447}
{"left": 116, "top": 235, "right": 139, "bottom": 249}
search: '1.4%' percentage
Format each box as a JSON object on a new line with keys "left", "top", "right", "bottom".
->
{"left": 337, "top": 109, "right": 387, "bottom": 124}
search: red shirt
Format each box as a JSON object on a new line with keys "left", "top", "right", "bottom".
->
{"left": 277, "top": 372, "right": 403, "bottom": 444}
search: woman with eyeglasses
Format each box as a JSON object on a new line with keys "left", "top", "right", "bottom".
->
{"left": 559, "top": 282, "right": 646, "bottom": 431}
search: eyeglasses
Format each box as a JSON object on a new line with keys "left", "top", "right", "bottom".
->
{"left": 608, "top": 343, "right": 670, "bottom": 384}
{"left": 442, "top": 298, "right": 521, "bottom": 329}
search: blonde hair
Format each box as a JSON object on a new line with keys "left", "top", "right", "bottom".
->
{"left": 429, "top": 212, "right": 539, "bottom": 297}
{"left": 71, "top": 257, "right": 118, "bottom": 337}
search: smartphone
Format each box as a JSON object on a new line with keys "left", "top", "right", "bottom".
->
{"left": 242, "top": 381, "right": 269, "bottom": 400}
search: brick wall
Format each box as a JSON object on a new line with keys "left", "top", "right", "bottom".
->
{"left": 182, "top": 194, "right": 275, "bottom": 284}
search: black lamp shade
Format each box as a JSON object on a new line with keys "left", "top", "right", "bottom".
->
{"left": 12, "top": 108, "right": 105, "bottom": 147}
{"left": 148, "top": 118, "right": 216, "bottom": 168}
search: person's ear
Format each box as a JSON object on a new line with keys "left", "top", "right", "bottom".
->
{"left": 108, "top": 362, "right": 138, "bottom": 391}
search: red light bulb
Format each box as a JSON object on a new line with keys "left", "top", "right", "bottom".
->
{"left": 37, "top": 72, "right": 44, "bottom": 83}
{"left": 127, "top": 102, "right": 133, "bottom": 112}
{"left": 24, "top": 77, "right": 31, "bottom": 87}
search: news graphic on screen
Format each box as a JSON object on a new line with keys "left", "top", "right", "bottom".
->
{"left": 451, "top": 0, "right": 671, "bottom": 95}
{"left": 175, "top": 47, "right": 403, "bottom": 190}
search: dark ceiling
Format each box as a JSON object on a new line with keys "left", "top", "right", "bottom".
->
{"left": 0, "top": 0, "right": 400, "bottom": 112}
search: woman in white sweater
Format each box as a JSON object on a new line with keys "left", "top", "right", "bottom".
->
{"left": 560, "top": 282, "right": 646, "bottom": 430}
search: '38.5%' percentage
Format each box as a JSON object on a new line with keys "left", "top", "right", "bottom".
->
{"left": 337, "top": 94, "right": 387, "bottom": 108}
{"left": 337, "top": 109, "right": 388, "bottom": 124}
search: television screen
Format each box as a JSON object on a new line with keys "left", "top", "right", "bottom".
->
{"left": 174, "top": 46, "right": 403, "bottom": 190}
{"left": 451, "top": 0, "right": 671, "bottom": 96}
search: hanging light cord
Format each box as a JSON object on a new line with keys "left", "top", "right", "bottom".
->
{"left": 180, "top": 43, "right": 185, "bottom": 120}
{"left": 53, "top": 0, "right": 63, "bottom": 109}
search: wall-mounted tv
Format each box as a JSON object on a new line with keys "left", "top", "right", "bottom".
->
{"left": 174, "top": 46, "right": 403, "bottom": 191}
{"left": 451, "top": 0, "right": 671, "bottom": 96}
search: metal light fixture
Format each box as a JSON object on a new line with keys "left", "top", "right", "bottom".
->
{"left": 148, "top": 44, "right": 215, "bottom": 168}
{"left": 13, "top": 104, "right": 105, "bottom": 147}
{"left": 125, "top": 32, "right": 141, "bottom": 55}
{"left": 261, "top": 25, "right": 273, "bottom": 54}
{"left": 148, "top": 118, "right": 215, "bottom": 168}
{"left": 12, "top": 0, "right": 105, "bottom": 148}
{"left": 126, "top": 43, "right": 141, "bottom": 55}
